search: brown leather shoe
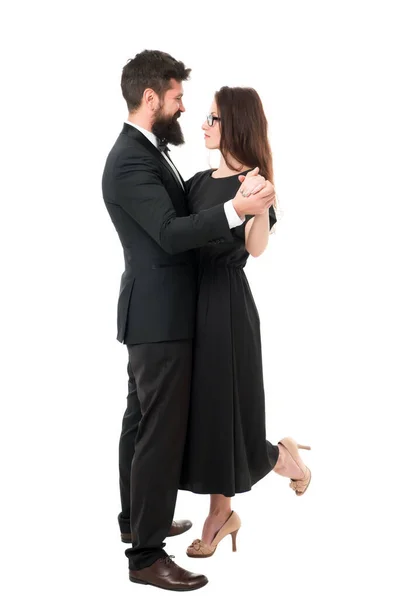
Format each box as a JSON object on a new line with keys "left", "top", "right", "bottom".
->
{"left": 121, "top": 519, "right": 192, "bottom": 544}
{"left": 129, "top": 555, "right": 208, "bottom": 591}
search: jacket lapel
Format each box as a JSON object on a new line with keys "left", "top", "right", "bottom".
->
{"left": 164, "top": 151, "right": 187, "bottom": 193}
{"left": 122, "top": 123, "right": 185, "bottom": 193}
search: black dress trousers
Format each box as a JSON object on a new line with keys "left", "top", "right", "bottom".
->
{"left": 119, "top": 340, "right": 192, "bottom": 570}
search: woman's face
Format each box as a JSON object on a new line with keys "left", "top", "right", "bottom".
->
{"left": 202, "top": 99, "right": 221, "bottom": 150}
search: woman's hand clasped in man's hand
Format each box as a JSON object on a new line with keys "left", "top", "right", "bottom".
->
{"left": 233, "top": 167, "right": 276, "bottom": 219}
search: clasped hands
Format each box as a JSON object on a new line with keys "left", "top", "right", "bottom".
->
{"left": 233, "top": 167, "right": 276, "bottom": 219}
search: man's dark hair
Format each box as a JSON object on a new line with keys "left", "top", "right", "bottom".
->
{"left": 121, "top": 50, "right": 191, "bottom": 112}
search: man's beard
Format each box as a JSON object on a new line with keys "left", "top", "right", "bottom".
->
{"left": 152, "top": 107, "right": 185, "bottom": 146}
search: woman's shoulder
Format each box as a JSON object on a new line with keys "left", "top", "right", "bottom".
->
{"left": 185, "top": 169, "right": 213, "bottom": 193}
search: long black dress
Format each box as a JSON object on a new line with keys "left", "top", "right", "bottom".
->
{"left": 179, "top": 169, "right": 280, "bottom": 497}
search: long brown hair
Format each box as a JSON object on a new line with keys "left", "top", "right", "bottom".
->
{"left": 215, "top": 86, "right": 274, "bottom": 186}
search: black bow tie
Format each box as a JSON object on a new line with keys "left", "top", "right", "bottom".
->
{"left": 157, "top": 138, "right": 170, "bottom": 154}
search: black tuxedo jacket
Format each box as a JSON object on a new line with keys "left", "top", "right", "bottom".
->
{"left": 102, "top": 123, "right": 234, "bottom": 345}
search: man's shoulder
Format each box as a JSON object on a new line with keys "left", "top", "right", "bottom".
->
{"left": 111, "top": 130, "right": 154, "bottom": 157}
{"left": 104, "top": 131, "right": 160, "bottom": 173}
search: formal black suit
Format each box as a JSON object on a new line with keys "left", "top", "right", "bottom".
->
{"left": 102, "top": 123, "right": 234, "bottom": 570}
{"left": 103, "top": 123, "right": 234, "bottom": 345}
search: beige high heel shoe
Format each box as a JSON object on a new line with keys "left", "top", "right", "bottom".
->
{"left": 186, "top": 511, "right": 241, "bottom": 558}
{"left": 277, "top": 437, "right": 312, "bottom": 496}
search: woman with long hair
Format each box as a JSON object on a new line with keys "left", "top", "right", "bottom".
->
{"left": 179, "top": 86, "right": 311, "bottom": 557}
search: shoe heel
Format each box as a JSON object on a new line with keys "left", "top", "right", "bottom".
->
{"left": 231, "top": 529, "right": 238, "bottom": 552}
{"left": 297, "top": 444, "right": 311, "bottom": 450}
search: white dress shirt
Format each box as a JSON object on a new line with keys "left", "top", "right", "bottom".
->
{"left": 124, "top": 121, "right": 244, "bottom": 229}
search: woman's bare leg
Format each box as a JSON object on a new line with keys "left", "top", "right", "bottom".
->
{"left": 201, "top": 494, "right": 232, "bottom": 546}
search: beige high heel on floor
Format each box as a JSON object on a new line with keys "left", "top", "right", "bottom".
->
{"left": 277, "top": 437, "right": 312, "bottom": 496}
{"left": 186, "top": 511, "right": 241, "bottom": 558}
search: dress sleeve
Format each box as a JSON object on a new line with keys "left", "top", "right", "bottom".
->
{"left": 185, "top": 174, "right": 195, "bottom": 195}
{"left": 269, "top": 204, "right": 277, "bottom": 229}
{"left": 185, "top": 170, "right": 204, "bottom": 195}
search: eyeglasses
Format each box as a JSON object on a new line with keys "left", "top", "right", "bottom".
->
{"left": 206, "top": 114, "right": 221, "bottom": 127}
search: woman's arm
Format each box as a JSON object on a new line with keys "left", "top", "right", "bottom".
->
{"left": 245, "top": 204, "right": 276, "bottom": 257}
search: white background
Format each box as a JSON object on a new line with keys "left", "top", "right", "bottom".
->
{"left": 1, "top": 1, "right": 398, "bottom": 598}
